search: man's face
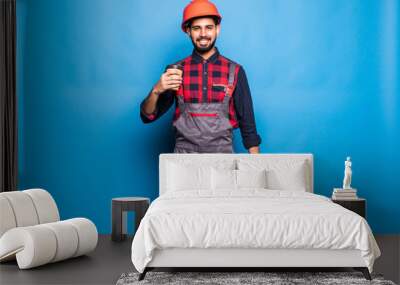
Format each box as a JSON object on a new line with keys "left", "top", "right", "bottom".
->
{"left": 186, "top": 17, "right": 220, "bottom": 53}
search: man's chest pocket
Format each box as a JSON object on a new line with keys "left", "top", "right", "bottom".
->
{"left": 211, "top": 83, "right": 227, "bottom": 102}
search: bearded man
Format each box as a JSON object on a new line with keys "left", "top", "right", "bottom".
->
{"left": 140, "top": 0, "right": 262, "bottom": 154}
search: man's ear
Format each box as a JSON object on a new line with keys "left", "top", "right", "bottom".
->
{"left": 185, "top": 26, "right": 191, "bottom": 36}
{"left": 216, "top": 24, "right": 221, "bottom": 36}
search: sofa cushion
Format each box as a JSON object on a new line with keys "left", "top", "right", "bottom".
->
{"left": 0, "top": 196, "right": 17, "bottom": 237}
{"left": 0, "top": 192, "right": 39, "bottom": 227}
{"left": 23, "top": 189, "right": 59, "bottom": 224}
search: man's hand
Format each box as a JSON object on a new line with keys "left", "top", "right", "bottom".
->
{"left": 143, "top": 68, "right": 183, "bottom": 116}
{"left": 154, "top": 68, "right": 183, "bottom": 93}
{"left": 248, "top": 146, "right": 260, "bottom": 154}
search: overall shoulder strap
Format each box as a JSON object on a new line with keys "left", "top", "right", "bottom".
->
{"left": 224, "top": 63, "right": 237, "bottom": 98}
{"left": 175, "top": 59, "right": 187, "bottom": 97}
{"left": 228, "top": 63, "right": 236, "bottom": 86}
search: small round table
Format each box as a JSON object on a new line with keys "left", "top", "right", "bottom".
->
{"left": 111, "top": 197, "right": 150, "bottom": 242}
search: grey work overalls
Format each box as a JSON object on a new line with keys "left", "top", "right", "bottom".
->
{"left": 173, "top": 63, "right": 237, "bottom": 153}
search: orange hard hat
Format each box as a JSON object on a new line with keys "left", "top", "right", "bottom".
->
{"left": 181, "top": 0, "right": 222, "bottom": 32}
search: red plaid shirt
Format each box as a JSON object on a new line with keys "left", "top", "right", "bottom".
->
{"left": 174, "top": 48, "right": 240, "bottom": 128}
{"left": 141, "top": 48, "right": 262, "bottom": 149}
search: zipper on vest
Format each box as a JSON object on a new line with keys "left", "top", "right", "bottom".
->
{"left": 188, "top": 112, "right": 218, "bottom": 117}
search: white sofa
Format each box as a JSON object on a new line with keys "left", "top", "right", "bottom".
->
{"left": 0, "top": 188, "right": 98, "bottom": 269}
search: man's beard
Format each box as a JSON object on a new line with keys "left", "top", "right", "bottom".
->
{"left": 191, "top": 36, "right": 217, "bottom": 53}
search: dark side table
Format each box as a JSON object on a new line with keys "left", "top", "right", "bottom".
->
{"left": 111, "top": 197, "right": 150, "bottom": 242}
{"left": 332, "top": 198, "right": 366, "bottom": 219}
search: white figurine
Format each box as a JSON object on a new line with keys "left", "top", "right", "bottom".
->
{"left": 342, "top": 156, "right": 352, "bottom": 189}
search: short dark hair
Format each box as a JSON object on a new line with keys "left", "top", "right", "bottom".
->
{"left": 185, "top": 16, "right": 220, "bottom": 31}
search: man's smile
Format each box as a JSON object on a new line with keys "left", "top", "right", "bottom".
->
{"left": 197, "top": 38, "right": 211, "bottom": 46}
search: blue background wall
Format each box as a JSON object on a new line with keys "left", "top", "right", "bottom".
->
{"left": 16, "top": 0, "right": 399, "bottom": 234}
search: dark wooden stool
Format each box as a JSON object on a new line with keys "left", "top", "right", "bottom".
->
{"left": 111, "top": 197, "right": 150, "bottom": 242}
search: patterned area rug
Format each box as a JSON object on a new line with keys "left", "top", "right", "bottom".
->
{"left": 116, "top": 271, "right": 396, "bottom": 285}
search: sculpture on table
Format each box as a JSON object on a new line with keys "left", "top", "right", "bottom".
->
{"left": 342, "top": 156, "right": 352, "bottom": 189}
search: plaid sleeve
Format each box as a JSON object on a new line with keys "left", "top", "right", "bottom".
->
{"left": 140, "top": 89, "right": 175, "bottom": 123}
{"left": 233, "top": 66, "right": 262, "bottom": 149}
